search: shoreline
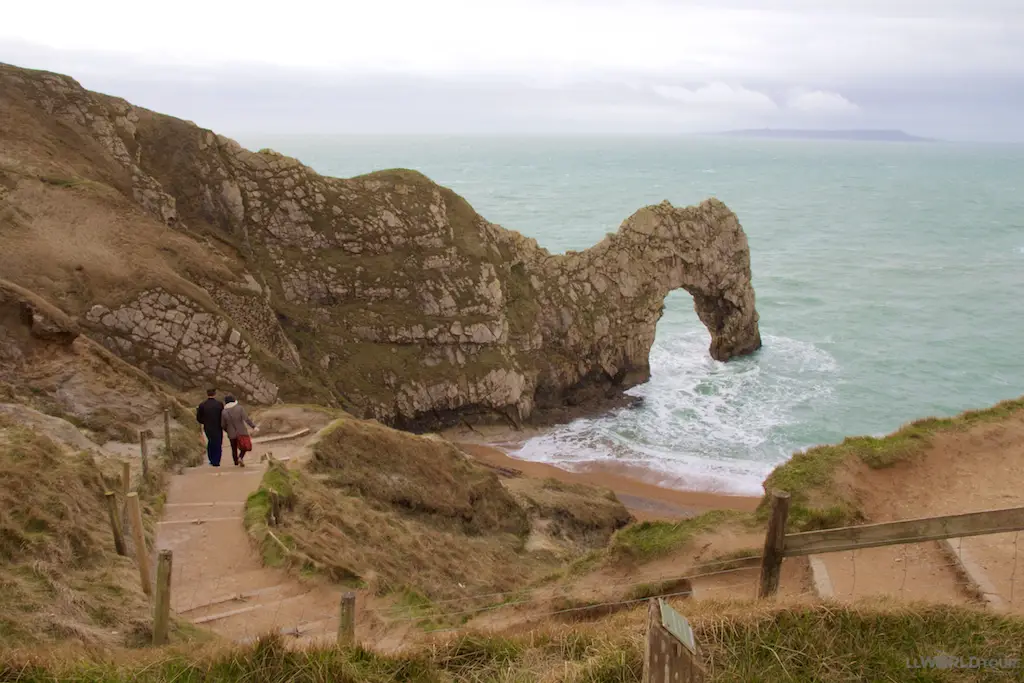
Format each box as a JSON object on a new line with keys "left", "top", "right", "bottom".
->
{"left": 445, "top": 425, "right": 762, "bottom": 521}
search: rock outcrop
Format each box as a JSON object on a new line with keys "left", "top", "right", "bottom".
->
{"left": 0, "top": 62, "right": 761, "bottom": 430}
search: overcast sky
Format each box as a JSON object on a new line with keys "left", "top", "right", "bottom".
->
{"left": 3, "top": 0, "right": 1023, "bottom": 140}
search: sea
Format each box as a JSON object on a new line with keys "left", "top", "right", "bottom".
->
{"left": 238, "top": 135, "right": 1024, "bottom": 495}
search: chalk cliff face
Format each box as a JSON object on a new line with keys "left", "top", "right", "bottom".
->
{"left": 0, "top": 62, "right": 761, "bottom": 429}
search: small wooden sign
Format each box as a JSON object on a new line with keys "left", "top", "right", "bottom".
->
{"left": 659, "top": 600, "right": 697, "bottom": 653}
{"left": 644, "top": 599, "right": 704, "bottom": 683}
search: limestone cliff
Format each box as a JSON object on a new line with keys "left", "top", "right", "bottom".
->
{"left": 0, "top": 62, "right": 761, "bottom": 429}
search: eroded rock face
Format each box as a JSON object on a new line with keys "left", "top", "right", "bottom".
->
{"left": 0, "top": 63, "right": 761, "bottom": 429}
{"left": 85, "top": 289, "right": 279, "bottom": 404}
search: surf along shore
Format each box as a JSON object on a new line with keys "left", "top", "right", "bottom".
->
{"left": 442, "top": 423, "right": 760, "bottom": 522}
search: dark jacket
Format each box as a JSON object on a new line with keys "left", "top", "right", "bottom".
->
{"left": 221, "top": 401, "right": 256, "bottom": 439}
{"left": 196, "top": 398, "right": 224, "bottom": 435}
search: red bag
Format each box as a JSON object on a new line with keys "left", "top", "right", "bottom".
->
{"left": 237, "top": 435, "right": 253, "bottom": 451}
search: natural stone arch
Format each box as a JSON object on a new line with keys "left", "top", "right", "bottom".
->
{"left": 583, "top": 198, "right": 762, "bottom": 364}
{"left": 0, "top": 61, "right": 762, "bottom": 428}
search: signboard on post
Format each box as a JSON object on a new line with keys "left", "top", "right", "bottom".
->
{"left": 644, "top": 599, "right": 704, "bottom": 683}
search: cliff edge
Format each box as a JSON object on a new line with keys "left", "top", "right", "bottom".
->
{"left": 0, "top": 62, "right": 760, "bottom": 429}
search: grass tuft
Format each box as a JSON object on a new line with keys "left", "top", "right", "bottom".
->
{"left": 608, "top": 510, "right": 750, "bottom": 563}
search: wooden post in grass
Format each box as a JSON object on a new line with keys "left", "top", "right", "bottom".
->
{"left": 758, "top": 490, "right": 791, "bottom": 599}
{"left": 337, "top": 592, "right": 356, "bottom": 646}
{"left": 121, "top": 461, "right": 131, "bottom": 497}
{"left": 126, "top": 492, "right": 152, "bottom": 596}
{"left": 104, "top": 491, "right": 126, "bottom": 556}
{"left": 153, "top": 549, "right": 173, "bottom": 645}
{"left": 140, "top": 431, "right": 150, "bottom": 483}
{"left": 269, "top": 489, "right": 281, "bottom": 527}
{"left": 163, "top": 409, "right": 172, "bottom": 458}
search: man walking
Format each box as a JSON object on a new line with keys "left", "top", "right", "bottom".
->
{"left": 196, "top": 388, "right": 224, "bottom": 466}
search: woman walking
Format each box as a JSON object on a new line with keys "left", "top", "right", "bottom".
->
{"left": 221, "top": 394, "right": 258, "bottom": 466}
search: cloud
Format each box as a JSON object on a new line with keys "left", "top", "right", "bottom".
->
{"left": 786, "top": 89, "right": 861, "bottom": 115}
{"left": 2, "top": 0, "right": 1022, "bottom": 83}
{"left": 652, "top": 83, "right": 778, "bottom": 111}
{"left": 2, "top": 1, "right": 1024, "bottom": 139}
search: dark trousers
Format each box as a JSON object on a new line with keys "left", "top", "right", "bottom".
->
{"left": 229, "top": 437, "right": 250, "bottom": 465}
{"left": 205, "top": 429, "right": 223, "bottom": 466}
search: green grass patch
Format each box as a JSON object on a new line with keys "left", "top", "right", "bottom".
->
{"left": 608, "top": 510, "right": 750, "bottom": 563}
{"left": 387, "top": 587, "right": 448, "bottom": 631}
{"left": 565, "top": 550, "right": 604, "bottom": 578}
{"left": 243, "top": 462, "right": 300, "bottom": 568}
{"left": 624, "top": 577, "right": 694, "bottom": 602}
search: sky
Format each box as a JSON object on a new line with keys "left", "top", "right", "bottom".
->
{"left": 2, "top": 0, "right": 1024, "bottom": 140}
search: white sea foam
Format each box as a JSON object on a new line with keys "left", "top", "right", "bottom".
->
{"left": 512, "top": 330, "right": 840, "bottom": 496}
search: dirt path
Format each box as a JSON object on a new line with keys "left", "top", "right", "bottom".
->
{"left": 813, "top": 411, "right": 1024, "bottom": 610}
{"left": 156, "top": 432, "right": 353, "bottom": 646}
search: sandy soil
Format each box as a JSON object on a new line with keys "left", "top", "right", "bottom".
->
{"left": 451, "top": 441, "right": 760, "bottom": 521}
{"left": 815, "top": 411, "right": 1024, "bottom": 610}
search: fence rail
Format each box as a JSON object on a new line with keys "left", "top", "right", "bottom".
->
{"left": 759, "top": 490, "right": 1024, "bottom": 598}
{"left": 783, "top": 506, "right": 1024, "bottom": 557}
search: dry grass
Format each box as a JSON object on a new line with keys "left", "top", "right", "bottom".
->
{"left": 307, "top": 419, "right": 529, "bottom": 537}
{"left": 3, "top": 599, "right": 1023, "bottom": 681}
{"left": 244, "top": 419, "right": 633, "bottom": 605}
{"left": 509, "top": 479, "right": 633, "bottom": 551}
{"left": 0, "top": 422, "right": 153, "bottom": 647}
{"left": 246, "top": 457, "right": 538, "bottom": 602}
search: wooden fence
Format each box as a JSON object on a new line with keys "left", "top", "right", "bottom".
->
{"left": 758, "top": 490, "right": 1024, "bottom": 598}
{"left": 102, "top": 410, "right": 177, "bottom": 643}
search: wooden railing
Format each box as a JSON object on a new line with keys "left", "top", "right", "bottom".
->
{"left": 758, "top": 490, "right": 1024, "bottom": 598}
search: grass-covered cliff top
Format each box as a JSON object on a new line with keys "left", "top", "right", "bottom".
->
{"left": 761, "top": 395, "right": 1024, "bottom": 531}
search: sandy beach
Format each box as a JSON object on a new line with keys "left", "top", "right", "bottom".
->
{"left": 448, "top": 433, "right": 762, "bottom": 521}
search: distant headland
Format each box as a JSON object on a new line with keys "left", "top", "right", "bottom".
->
{"left": 714, "top": 129, "right": 935, "bottom": 142}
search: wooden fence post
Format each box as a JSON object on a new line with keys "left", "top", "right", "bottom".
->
{"left": 643, "top": 600, "right": 657, "bottom": 682}
{"left": 758, "top": 490, "right": 791, "bottom": 599}
{"left": 337, "top": 591, "right": 356, "bottom": 646}
{"left": 121, "top": 461, "right": 131, "bottom": 497}
{"left": 269, "top": 489, "right": 281, "bottom": 526}
{"left": 163, "top": 409, "right": 172, "bottom": 457}
{"left": 140, "top": 431, "right": 150, "bottom": 483}
{"left": 153, "top": 549, "right": 173, "bottom": 645}
{"left": 126, "top": 492, "right": 152, "bottom": 596}
{"left": 104, "top": 491, "right": 126, "bottom": 556}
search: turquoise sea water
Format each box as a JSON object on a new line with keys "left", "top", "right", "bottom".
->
{"left": 242, "top": 135, "right": 1024, "bottom": 495}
